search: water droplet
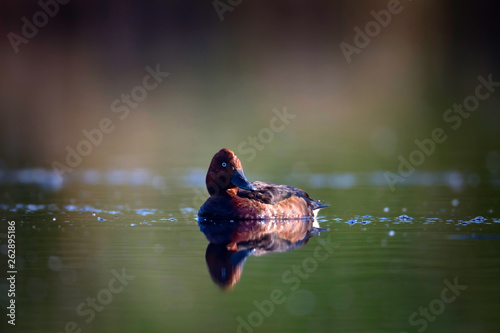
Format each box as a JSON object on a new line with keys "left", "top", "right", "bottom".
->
{"left": 398, "top": 214, "right": 412, "bottom": 222}
{"left": 47, "top": 256, "right": 62, "bottom": 272}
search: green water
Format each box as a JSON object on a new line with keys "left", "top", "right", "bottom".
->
{"left": 1, "top": 184, "right": 499, "bottom": 333}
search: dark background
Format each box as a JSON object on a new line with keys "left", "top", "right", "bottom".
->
{"left": 1, "top": 3, "right": 500, "bottom": 333}
{"left": 1, "top": 0, "right": 499, "bottom": 176}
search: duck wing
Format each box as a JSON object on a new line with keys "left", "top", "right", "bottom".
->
{"left": 237, "top": 181, "right": 327, "bottom": 209}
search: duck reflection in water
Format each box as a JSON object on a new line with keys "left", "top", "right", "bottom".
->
{"left": 199, "top": 218, "right": 327, "bottom": 289}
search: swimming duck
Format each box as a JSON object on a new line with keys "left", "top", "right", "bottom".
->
{"left": 198, "top": 148, "right": 328, "bottom": 219}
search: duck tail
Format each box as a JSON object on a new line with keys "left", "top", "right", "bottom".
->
{"left": 312, "top": 200, "right": 330, "bottom": 210}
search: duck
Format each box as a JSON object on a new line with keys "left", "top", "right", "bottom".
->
{"left": 198, "top": 148, "right": 328, "bottom": 219}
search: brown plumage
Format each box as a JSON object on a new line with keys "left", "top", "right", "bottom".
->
{"left": 198, "top": 148, "right": 328, "bottom": 219}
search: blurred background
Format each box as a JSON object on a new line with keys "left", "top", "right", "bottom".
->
{"left": 1, "top": 0, "right": 499, "bottom": 179}
{"left": 1, "top": 2, "right": 500, "bottom": 333}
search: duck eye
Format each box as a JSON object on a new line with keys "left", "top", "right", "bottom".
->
{"left": 222, "top": 162, "right": 227, "bottom": 167}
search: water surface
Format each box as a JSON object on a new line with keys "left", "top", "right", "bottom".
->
{"left": 1, "top": 171, "right": 499, "bottom": 333}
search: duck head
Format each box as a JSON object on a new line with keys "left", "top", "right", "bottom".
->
{"left": 206, "top": 148, "right": 256, "bottom": 196}
{"left": 205, "top": 243, "right": 253, "bottom": 290}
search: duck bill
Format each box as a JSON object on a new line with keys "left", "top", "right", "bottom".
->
{"left": 231, "top": 169, "right": 257, "bottom": 191}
